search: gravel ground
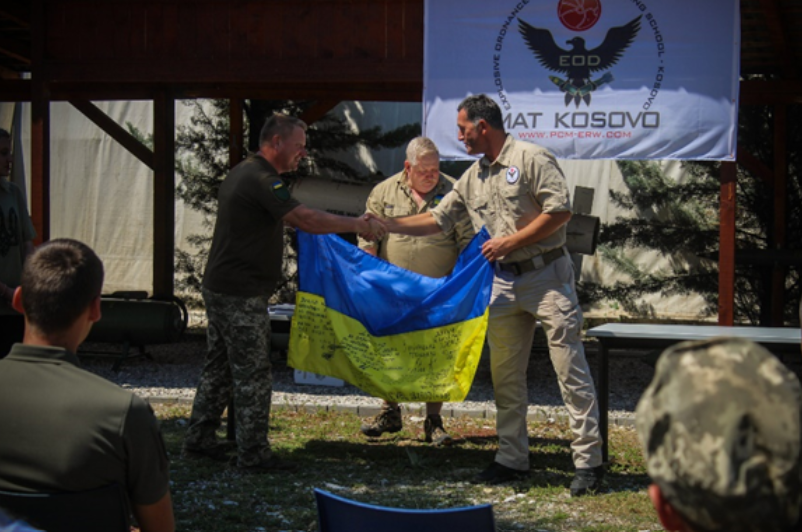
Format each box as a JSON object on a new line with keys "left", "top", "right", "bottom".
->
{"left": 78, "top": 328, "right": 667, "bottom": 426}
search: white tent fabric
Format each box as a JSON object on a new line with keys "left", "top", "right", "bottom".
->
{"left": 19, "top": 100, "right": 205, "bottom": 294}
{"left": 12, "top": 100, "right": 707, "bottom": 319}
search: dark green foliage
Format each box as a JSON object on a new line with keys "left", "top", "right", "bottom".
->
{"left": 580, "top": 102, "right": 802, "bottom": 325}
{"left": 173, "top": 99, "right": 419, "bottom": 306}
{"left": 577, "top": 159, "right": 721, "bottom": 318}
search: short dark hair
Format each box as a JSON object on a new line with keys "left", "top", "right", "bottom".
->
{"left": 458, "top": 94, "right": 505, "bottom": 131}
{"left": 258, "top": 113, "right": 308, "bottom": 146}
{"left": 20, "top": 239, "right": 104, "bottom": 334}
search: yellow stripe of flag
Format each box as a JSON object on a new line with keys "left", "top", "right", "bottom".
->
{"left": 289, "top": 292, "right": 489, "bottom": 402}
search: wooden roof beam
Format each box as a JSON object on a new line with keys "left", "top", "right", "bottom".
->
{"left": 740, "top": 80, "right": 802, "bottom": 104}
{"left": 758, "top": 0, "right": 800, "bottom": 79}
{"left": 0, "top": 35, "right": 30, "bottom": 64}
{"left": 69, "top": 99, "right": 155, "bottom": 169}
{"left": 0, "top": 78, "right": 29, "bottom": 100}
{"left": 0, "top": 1, "right": 31, "bottom": 28}
{"left": 0, "top": 81, "right": 421, "bottom": 103}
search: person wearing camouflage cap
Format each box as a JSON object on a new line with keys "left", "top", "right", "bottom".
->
{"left": 636, "top": 337, "right": 802, "bottom": 532}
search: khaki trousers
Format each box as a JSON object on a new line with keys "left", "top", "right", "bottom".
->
{"left": 488, "top": 255, "right": 602, "bottom": 470}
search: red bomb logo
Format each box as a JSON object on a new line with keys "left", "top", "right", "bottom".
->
{"left": 557, "top": 0, "right": 602, "bottom": 32}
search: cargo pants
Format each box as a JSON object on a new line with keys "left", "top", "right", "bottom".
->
{"left": 488, "top": 255, "right": 602, "bottom": 471}
{"left": 185, "top": 288, "right": 273, "bottom": 467}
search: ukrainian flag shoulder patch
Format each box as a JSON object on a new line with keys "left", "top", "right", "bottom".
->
{"left": 271, "top": 180, "right": 291, "bottom": 202}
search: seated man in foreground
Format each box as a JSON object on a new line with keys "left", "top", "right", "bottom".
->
{"left": 0, "top": 239, "right": 174, "bottom": 532}
{"left": 636, "top": 337, "right": 802, "bottom": 532}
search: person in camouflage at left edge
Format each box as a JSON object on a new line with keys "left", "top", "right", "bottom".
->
{"left": 183, "top": 113, "right": 385, "bottom": 473}
{"left": 636, "top": 337, "right": 802, "bottom": 532}
{"left": 0, "top": 128, "right": 36, "bottom": 358}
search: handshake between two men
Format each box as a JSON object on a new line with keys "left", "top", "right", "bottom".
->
{"left": 359, "top": 212, "right": 388, "bottom": 243}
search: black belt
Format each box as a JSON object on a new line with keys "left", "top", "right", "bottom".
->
{"left": 497, "top": 247, "right": 565, "bottom": 276}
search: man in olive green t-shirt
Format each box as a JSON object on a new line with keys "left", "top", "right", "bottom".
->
{"left": 0, "top": 128, "right": 36, "bottom": 358}
{"left": 184, "top": 113, "right": 385, "bottom": 473}
{"left": 0, "top": 239, "right": 174, "bottom": 532}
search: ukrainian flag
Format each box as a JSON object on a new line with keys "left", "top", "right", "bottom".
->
{"left": 288, "top": 228, "right": 493, "bottom": 402}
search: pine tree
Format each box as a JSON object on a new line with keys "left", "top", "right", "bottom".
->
{"left": 580, "top": 103, "right": 802, "bottom": 325}
{"left": 173, "top": 99, "right": 420, "bottom": 306}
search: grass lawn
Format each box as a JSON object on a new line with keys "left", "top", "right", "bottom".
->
{"left": 156, "top": 404, "right": 660, "bottom": 532}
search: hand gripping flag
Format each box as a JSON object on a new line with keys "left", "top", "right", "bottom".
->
{"left": 288, "top": 228, "right": 494, "bottom": 402}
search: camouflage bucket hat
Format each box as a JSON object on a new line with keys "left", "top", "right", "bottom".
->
{"left": 636, "top": 337, "right": 802, "bottom": 532}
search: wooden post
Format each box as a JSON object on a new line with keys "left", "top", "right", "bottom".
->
{"left": 30, "top": 0, "right": 49, "bottom": 244}
{"left": 718, "top": 161, "right": 737, "bottom": 325}
{"left": 229, "top": 99, "right": 244, "bottom": 169}
{"left": 153, "top": 91, "right": 175, "bottom": 298}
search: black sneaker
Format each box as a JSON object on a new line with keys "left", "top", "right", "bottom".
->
{"left": 424, "top": 414, "right": 453, "bottom": 446}
{"left": 237, "top": 455, "right": 298, "bottom": 474}
{"left": 472, "top": 461, "right": 528, "bottom": 484}
{"left": 182, "top": 441, "right": 237, "bottom": 462}
{"left": 570, "top": 466, "right": 605, "bottom": 497}
{"left": 360, "top": 405, "right": 403, "bottom": 437}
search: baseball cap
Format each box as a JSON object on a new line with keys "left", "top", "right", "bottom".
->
{"left": 636, "top": 337, "right": 802, "bottom": 532}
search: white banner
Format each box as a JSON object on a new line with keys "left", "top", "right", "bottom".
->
{"left": 423, "top": 0, "right": 739, "bottom": 161}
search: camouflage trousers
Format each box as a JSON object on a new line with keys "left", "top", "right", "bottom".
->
{"left": 185, "top": 288, "right": 273, "bottom": 467}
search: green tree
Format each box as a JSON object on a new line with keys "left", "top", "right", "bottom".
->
{"left": 580, "top": 103, "right": 802, "bottom": 325}
{"left": 173, "top": 99, "right": 419, "bottom": 307}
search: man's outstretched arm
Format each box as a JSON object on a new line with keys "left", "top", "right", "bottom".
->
{"left": 283, "top": 204, "right": 386, "bottom": 239}
{"left": 381, "top": 212, "right": 443, "bottom": 237}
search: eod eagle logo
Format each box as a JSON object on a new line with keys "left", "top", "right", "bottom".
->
{"left": 519, "top": 13, "right": 640, "bottom": 107}
{"left": 492, "top": 0, "right": 665, "bottom": 132}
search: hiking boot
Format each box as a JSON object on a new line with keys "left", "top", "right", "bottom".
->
{"left": 424, "top": 414, "right": 453, "bottom": 446}
{"left": 570, "top": 466, "right": 605, "bottom": 497}
{"left": 182, "top": 440, "right": 237, "bottom": 462}
{"left": 237, "top": 455, "right": 298, "bottom": 474}
{"left": 360, "top": 405, "right": 403, "bottom": 437}
{"left": 472, "top": 461, "right": 528, "bottom": 485}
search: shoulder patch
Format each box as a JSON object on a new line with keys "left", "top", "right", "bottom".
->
{"left": 271, "top": 180, "right": 291, "bottom": 202}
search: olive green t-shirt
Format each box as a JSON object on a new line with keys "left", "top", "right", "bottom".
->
{"left": 203, "top": 155, "right": 301, "bottom": 297}
{"left": 0, "top": 344, "right": 170, "bottom": 505}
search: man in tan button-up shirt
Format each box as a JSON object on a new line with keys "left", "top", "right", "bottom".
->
{"left": 379, "top": 95, "right": 603, "bottom": 496}
{"left": 357, "top": 137, "right": 473, "bottom": 446}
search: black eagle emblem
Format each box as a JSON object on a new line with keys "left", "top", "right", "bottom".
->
{"left": 518, "top": 15, "right": 641, "bottom": 107}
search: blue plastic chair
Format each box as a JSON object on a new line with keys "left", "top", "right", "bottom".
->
{"left": 314, "top": 488, "right": 496, "bottom": 532}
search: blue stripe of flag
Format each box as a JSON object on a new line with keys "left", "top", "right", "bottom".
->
{"left": 297, "top": 227, "right": 493, "bottom": 337}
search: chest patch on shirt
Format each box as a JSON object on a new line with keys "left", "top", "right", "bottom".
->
{"left": 506, "top": 166, "right": 520, "bottom": 184}
{"left": 271, "top": 180, "right": 291, "bottom": 202}
{"left": 432, "top": 194, "right": 445, "bottom": 207}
